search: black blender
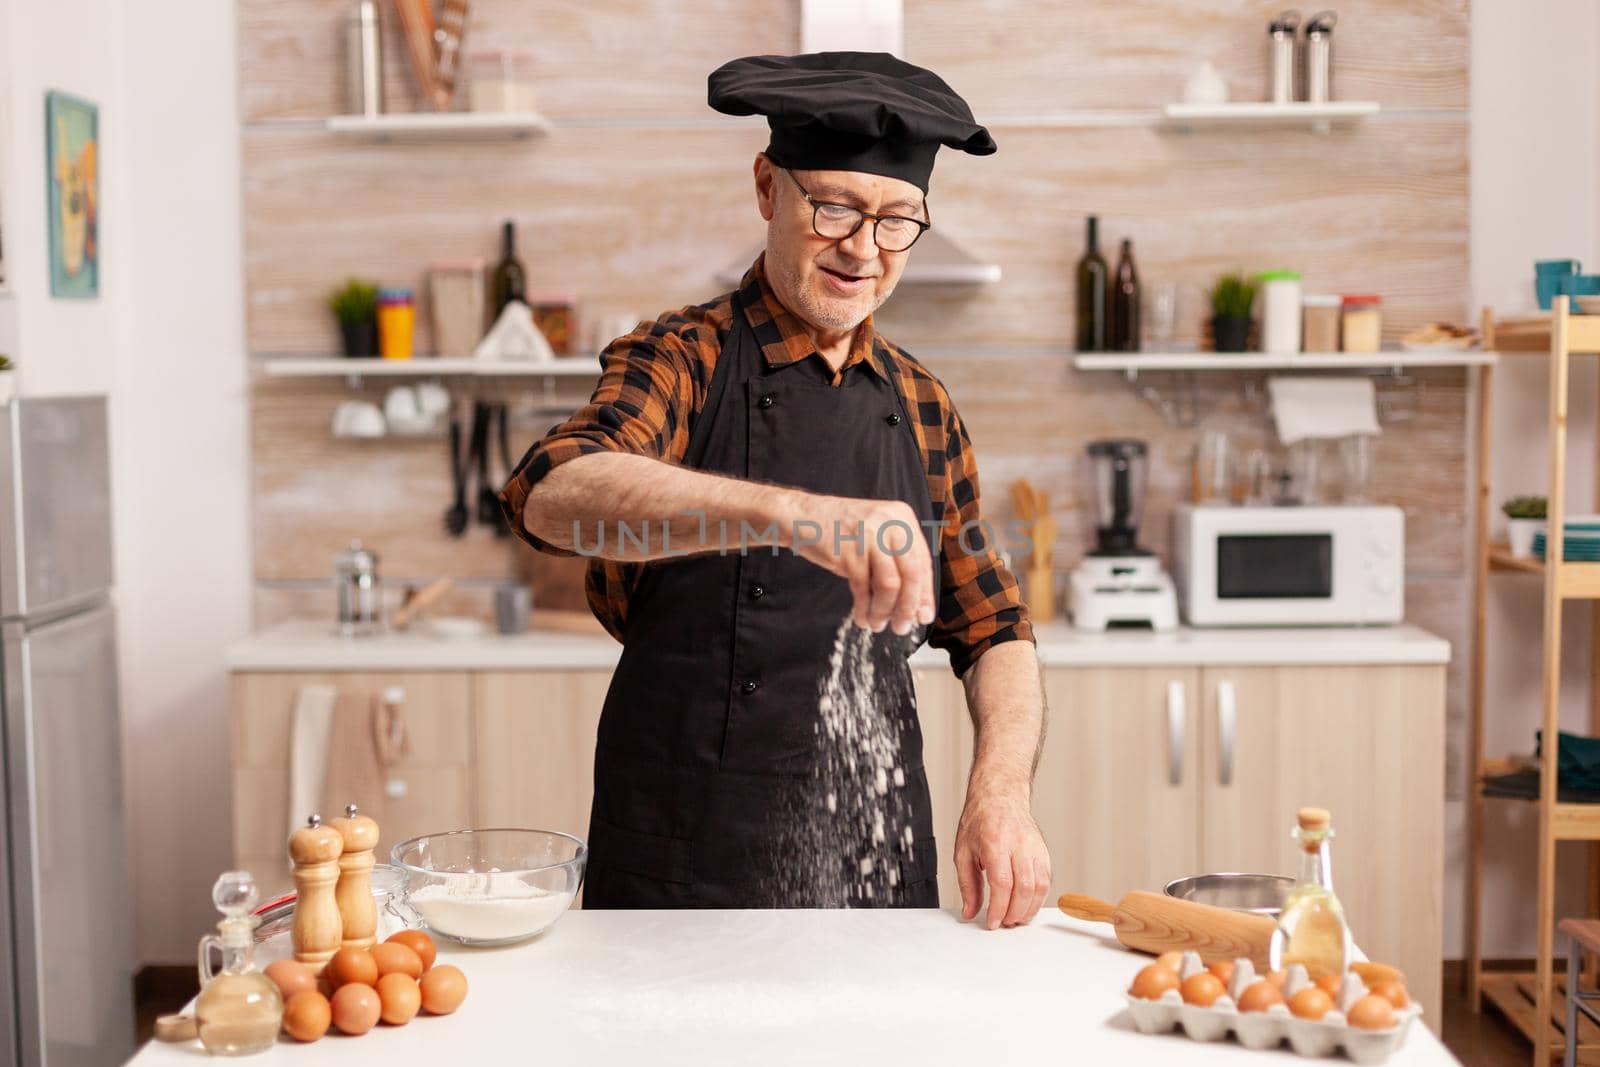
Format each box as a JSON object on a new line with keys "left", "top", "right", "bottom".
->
{"left": 1068, "top": 440, "right": 1178, "bottom": 630}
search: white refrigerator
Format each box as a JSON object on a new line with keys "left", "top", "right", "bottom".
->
{"left": 0, "top": 397, "right": 133, "bottom": 1066}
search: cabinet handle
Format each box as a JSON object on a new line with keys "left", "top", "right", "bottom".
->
{"left": 1166, "top": 680, "right": 1186, "bottom": 787}
{"left": 1217, "top": 679, "right": 1237, "bottom": 787}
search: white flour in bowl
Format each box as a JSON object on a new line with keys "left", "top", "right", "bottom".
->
{"left": 409, "top": 874, "right": 573, "bottom": 942}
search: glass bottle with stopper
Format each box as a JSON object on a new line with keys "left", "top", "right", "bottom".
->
{"left": 194, "top": 871, "right": 283, "bottom": 1055}
{"left": 1269, "top": 806, "right": 1352, "bottom": 981}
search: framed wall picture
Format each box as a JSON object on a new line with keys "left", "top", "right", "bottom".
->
{"left": 46, "top": 91, "right": 98, "bottom": 299}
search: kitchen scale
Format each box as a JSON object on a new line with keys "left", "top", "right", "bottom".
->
{"left": 1068, "top": 439, "right": 1179, "bottom": 631}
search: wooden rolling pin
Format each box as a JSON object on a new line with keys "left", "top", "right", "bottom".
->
{"left": 1058, "top": 890, "right": 1274, "bottom": 967}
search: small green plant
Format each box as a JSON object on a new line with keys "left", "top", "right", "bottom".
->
{"left": 0, "top": 355, "right": 12, "bottom": 371}
{"left": 1209, "top": 273, "right": 1259, "bottom": 319}
{"left": 327, "top": 279, "right": 378, "bottom": 326}
{"left": 1502, "top": 495, "right": 1547, "bottom": 519}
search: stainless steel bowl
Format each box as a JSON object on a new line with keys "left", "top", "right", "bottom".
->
{"left": 1164, "top": 873, "right": 1294, "bottom": 917}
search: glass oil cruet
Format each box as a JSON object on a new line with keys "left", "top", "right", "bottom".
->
{"left": 1268, "top": 806, "right": 1353, "bottom": 981}
{"left": 195, "top": 871, "right": 283, "bottom": 1055}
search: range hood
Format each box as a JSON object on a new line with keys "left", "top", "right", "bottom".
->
{"left": 714, "top": 228, "right": 1002, "bottom": 288}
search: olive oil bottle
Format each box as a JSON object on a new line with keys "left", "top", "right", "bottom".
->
{"left": 1268, "top": 807, "right": 1352, "bottom": 981}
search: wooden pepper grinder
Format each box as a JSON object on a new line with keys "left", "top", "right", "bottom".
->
{"left": 329, "top": 803, "right": 381, "bottom": 950}
{"left": 288, "top": 814, "right": 344, "bottom": 973}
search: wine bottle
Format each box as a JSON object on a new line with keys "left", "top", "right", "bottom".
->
{"left": 490, "top": 220, "right": 526, "bottom": 321}
{"left": 1110, "top": 238, "right": 1141, "bottom": 352}
{"left": 1075, "top": 216, "right": 1109, "bottom": 352}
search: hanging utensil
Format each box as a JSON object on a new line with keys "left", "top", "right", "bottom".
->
{"left": 493, "top": 403, "right": 514, "bottom": 538}
{"left": 474, "top": 402, "right": 500, "bottom": 527}
{"left": 443, "top": 413, "right": 469, "bottom": 537}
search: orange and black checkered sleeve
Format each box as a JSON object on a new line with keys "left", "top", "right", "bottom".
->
{"left": 925, "top": 398, "right": 1034, "bottom": 678}
{"left": 498, "top": 322, "right": 705, "bottom": 555}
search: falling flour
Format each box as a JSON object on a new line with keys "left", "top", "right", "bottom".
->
{"left": 762, "top": 618, "right": 923, "bottom": 906}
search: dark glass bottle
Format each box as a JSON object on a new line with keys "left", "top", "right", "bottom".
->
{"left": 490, "top": 220, "right": 526, "bottom": 321}
{"left": 1075, "top": 216, "right": 1109, "bottom": 352}
{"left": 1110, "top": 238, "right": 1141, "bottom": 352}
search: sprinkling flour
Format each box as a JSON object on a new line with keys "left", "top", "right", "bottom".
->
{"left": 762, "top": 618, "right": 924, "bottom": 906}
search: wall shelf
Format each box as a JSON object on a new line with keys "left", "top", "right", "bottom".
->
{"left": 256, "top": 356, "right": 598, "bottom": 382}
{"left": 1073, "top": 349, "right": 1497, "bottom": 381}
{"left": 1161, "top": 101, "right": 1380, "bottom": 131}
{"left": 321, "top": 111, "right": 552, "bottom": 141}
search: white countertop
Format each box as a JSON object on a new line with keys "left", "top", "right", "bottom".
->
{"left": 226, "top": 620, "right": 1451, "bottom": 673}
{"left": 123, "top": 909, "right": 1456, "bottom": 1066}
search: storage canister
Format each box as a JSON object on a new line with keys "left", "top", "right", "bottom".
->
{"left": 1302, "top": 294, "right": 1341, "bottom": 352}
{"left": 467, "top": 48, "right": 538, "bottom": 113}
{"left": 429, "top": 260, "right": 485, "bottom": 358}
{"left": 1303, "top": 11, "right": 1337, "bottom": 103}
{"left": 1268, "top": 11, "right": 1301, "bottom": 105}
{"left": 1341, "top": 294, "right": 1383, "bottom": 353}
{"left": 344, "top": 0, "right": 384, "bottom": 117}
{"left": 377, "top": 288, "right": 416, "bottom": 360}
{"left": 1258, "top": 270, "right": 1303, "bottom": 354}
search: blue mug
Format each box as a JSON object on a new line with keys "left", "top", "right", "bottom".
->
{"left": 1563, "top": 274, "right": 1600, "bottom": 312}
{"left": 1537, "top": 260, "right": 1583, "bottom": 309}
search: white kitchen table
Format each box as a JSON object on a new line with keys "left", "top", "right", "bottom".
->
{"left": 124, "top": 909, "right": 1459, "bottom": 1066}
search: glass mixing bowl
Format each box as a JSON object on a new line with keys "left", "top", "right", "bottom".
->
{"left": 391, "top": 828, "right": 586, "bottom": 946}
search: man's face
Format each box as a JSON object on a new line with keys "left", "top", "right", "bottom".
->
{"left": 754, "top": 157, "right": 925, "bottom": 336}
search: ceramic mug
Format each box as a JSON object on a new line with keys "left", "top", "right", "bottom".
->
{"left": 1536, "top": 259, "right": 1583, "bottom": 310}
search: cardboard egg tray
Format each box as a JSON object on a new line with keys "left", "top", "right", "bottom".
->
{"left": 1123, "top": 954, "right": 1422, "bottom": 1065}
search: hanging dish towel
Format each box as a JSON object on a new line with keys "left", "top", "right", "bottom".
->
{"left": 1268, "top": 377, "right": 1381, "bottom": 444}
{"left": 287, "top": 683, "right": 338, "bottom": 838}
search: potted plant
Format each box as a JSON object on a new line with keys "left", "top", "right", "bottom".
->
{"left": 328, "top": 279, "right": 379, "bottom": 358}
{"left": 1208, "top": 272, "right": 1258, "bottom": 353}
{"left": 0, "top": 355, "right": 14, "bottom": 406}
{"left": 1502, "top": 494, "right": 1547, "bottom": 558}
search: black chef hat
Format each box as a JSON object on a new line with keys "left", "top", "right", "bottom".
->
{"left": 707, "top": 51, "right": 995, "bottom": 193}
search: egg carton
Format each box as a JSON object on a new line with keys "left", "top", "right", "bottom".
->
{"left": 1123, "top": 953, "right": 1422, "bottom": 1066}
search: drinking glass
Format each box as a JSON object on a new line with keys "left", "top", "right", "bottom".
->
{"left": 1340, "top": 435, "right": 1373, "bottom": 504}
{"left": 1146, "top": 282, "right": 1179, "bottom": 350}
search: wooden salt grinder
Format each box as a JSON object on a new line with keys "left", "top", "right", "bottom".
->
{"left": 329, "top": 803, "right": 380, "bottom": 950}
{"left": 288, "top": 814, "right": 344, "bottom": 973}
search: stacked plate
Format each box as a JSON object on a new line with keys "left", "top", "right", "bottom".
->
{"left": 1534, "top": 519, "right": 1600, "bottom": 560}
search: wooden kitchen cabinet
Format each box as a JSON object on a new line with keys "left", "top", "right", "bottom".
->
{"left": 912, "top": 668, "right": 965, "bottom": 909}
{"left": 472, "top": 670, "right": 611, "bottom": 836}
{"left": 1035, "top": 667, "right": 1204, "bottom": 905}
{"left": 1196, "top": 665, "right": 1444, "bottom": 1028}
{"left": 231, "top": 671, "right": 474, "bottom": 898}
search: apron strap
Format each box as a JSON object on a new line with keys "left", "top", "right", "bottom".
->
{"left": 681, "top": 293, "right": 754, "bottom": 470}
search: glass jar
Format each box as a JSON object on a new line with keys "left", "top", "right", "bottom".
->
{"left": 1302, "top": 293, "right": 1341, "bottom": 352}
{"left": 1257, "top": 270, "right": 1303, "bottom": 354}
{"left": 429, "top": 260, "right": 485, "bottom": 358}
{"left": 378, "top": 288, "right": 416, "bottom": 360}
{"left": 466, "top": 48, "right": 538, "bottom": 113}
{"left": 195, "top": 872, "right": 283, "bottom": 1056}
{"left": 1340, "top": 294, "right": 1382, "bottom": 353}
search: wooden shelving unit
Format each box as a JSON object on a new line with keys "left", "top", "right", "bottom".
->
{"left": 323, "top": 111, "right": 552, "bottom": 141}
{"left": 1468, "top": 299, "right": 1600, "bottom": 1064}
{"left": 1160, "top": 100, "right": 1380, "bottom": 131}
{"left": 254, "top": 355, "right": 600, "bottom": 385}
{"left": 1073, "top": 348, "right": 1496, "bottom": 381}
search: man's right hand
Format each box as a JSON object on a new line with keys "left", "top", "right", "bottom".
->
{"left": 781, "top": 492, "right": 937, "bottom": 636}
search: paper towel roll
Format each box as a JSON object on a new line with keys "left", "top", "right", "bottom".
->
{"left": 1268, "top": 377, "right": 1381, "bottom": 444}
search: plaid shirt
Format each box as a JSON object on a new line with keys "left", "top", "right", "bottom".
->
{"left": 499, "top": 256, "right": 1033, "bottom": 677}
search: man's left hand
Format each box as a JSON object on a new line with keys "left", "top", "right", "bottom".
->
{"left": 953, "top": 785, "right": 1051, "bottom": 929}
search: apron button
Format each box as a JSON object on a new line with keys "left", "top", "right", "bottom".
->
{"left": 885, "top": 412, "right": 902, "bottom": 426}
{"left": 751, "top": 584, "right": 766, "bottom": 599}
{"left": 758, "top": 394, "right": 775, "bottom": 409}
{"left": 741, "top": 679, "right": 760, "bottom": 694}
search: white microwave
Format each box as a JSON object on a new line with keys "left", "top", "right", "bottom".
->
{"left": 1171, "top": 504, "right": 1404, "bottom": 627}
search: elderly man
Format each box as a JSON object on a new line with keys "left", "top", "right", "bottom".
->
{"left": 499, "top": 52, "right": 1048, "bottom": 928}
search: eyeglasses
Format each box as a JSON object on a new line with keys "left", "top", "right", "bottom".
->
{"left": 782, "top": 168, "right": 931, "bottom": 253}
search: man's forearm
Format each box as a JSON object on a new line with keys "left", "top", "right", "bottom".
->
{"left": 524, "top": 452, "right": 803, "bottom": 561}
{"left": 960, "top": 640, "right": 1046, "bottom": 797}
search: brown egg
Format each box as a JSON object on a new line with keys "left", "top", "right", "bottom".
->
{"left": 1370, "top": 979, "right": 1410, "bottom": 1010}
{"left": 1154, "top": 951, "right": 1185, "bottom": 973}
{"left": 1128, "top": 963, "right": 1181, "bottom": 1000}
{"left": 370, "top": 941, "right": 424, "bottom": 980}
{"left": 1238, "top": 980, "right": 1285, "bottom": 1013}
{"left": 386, "top": 929, "right": 437, "bottom": 972}
{"left": 330, "top": 983, "right": 381, "bottom": 1035}
{"left": 1351, "top": 961, "right": 1405, "bottom": 988}
{"left": 281, "top": 991, "right": 331, "bottom": 1042}
{"left": 265, "top": 960, "right": 317, "bottom": 1000}
{"left": 1314, "top": 973, "right": 1343, "bottom": 998}
{"left": 1208, "top": 960, "right": 1236, "bottom": 985}
{"left": 1180, "top": 972, "right": 1226, "bottom": 1007}
{"left": 1266, "top": 970, "right": 1288, "bottom": 990}
{"left": 419, "top": 964, "right": 468, "bottom": 1015}
{"left": 1289, "top": 986, "right": 1334, "bottom": 1021}
{"left": 1348, "top": 993, "right": 1398, "bottom": 1030}
{"left": 376, "top": 973, "right": 421, "bottom": 1025}
{"left": 327, "top": 947, "right": 378, "bottom": 989}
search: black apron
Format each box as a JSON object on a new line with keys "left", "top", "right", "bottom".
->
{"left": 583, "top": 291, "right": 941, "bottom": 909}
